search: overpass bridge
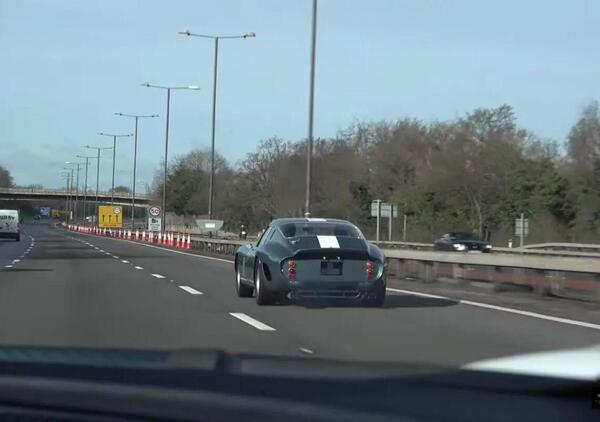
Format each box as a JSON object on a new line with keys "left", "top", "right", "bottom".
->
{"left": 0, "top": 187, "right": 151, "bottom": 207}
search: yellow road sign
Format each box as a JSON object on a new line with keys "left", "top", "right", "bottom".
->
{"left": 98, "top": 205, "right": 123, "bottom": 228}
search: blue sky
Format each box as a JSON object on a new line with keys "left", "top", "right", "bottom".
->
{"left": 1, "top": 0, "right": 599, "bottom": 189}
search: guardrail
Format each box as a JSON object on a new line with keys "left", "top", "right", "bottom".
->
{"left": 64, "top": 225, "right": 600, "bottom": 303}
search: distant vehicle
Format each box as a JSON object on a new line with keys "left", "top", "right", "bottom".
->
{"left": 0, "top": 210, "right": 20, "bottom": 241}
{"left": 234, "top": 218, "right": 386, "bottom": 306}
{"left": 433, "top": 232, "right": 492, "bottom": 253}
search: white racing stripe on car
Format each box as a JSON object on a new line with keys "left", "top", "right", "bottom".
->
{"left": 229, "top": 313, "right": 276, "bottom": 331}
{"left": 317, "top": 235, "right": 339, "bottom": 249}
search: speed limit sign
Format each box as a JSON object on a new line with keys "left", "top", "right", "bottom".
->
{"left": 149, "top": 206, "right": 161, "bottom": 217}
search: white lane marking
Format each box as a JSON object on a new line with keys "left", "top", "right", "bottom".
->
{"left": 112, "top": 255, "right": 119, "bottom": 259}
{"left": 388, "top": 288, "right": 600, "bottom": 331}
{"left": 134, "top": 266, "right": 143, "bottom": 270}
{"left": 19, "top": 255, "right": 24, "bottom": 258}
{"left": 229, "top": 313, "right": 276, "bottom": 331}
{"left": 94, "top": 247, "right": 100, "bottom": 250}
{"left": 99, "top": 249, "right": 105, "bottom": 253}
{"left": 70, "top": 232, "right": 234, "bottom": 264}
{"left": 4, "top": 265, "right": 13, "bottom": 268}
{"left": 299, "top": 347, "right": 315, "bottom": 355}
{"left": 104, "top": 252, "right": 111, "bottom": 255}
{"left": 121, "top": 260, "right": 130, "bottom": 264}
{"left": 178, "top": 285, "right": 203, "bottom": 295}
{"left": 12, "top": 259, "right": 20, "bottom": 264}
{"left": 151, "top": 274, "right": 166, "bottom": 279}
{"left": 386, "top": 287, "right": 450, "bottom": 300}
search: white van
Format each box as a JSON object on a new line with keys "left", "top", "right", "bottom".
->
{"left": 0, "top": 210, "right": 20, "bottom": 241}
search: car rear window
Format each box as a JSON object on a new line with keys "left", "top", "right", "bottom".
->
{"left": 281, "top": 223, "right": 362, "bottom": 238}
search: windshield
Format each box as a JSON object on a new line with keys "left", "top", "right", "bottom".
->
{"left": 449, "top": 232, "right": 480, "bottom": 241}
{"left": 2, "top": 1, "right": 600, "bottom": 415}
{"left": 281, "top": 222, "right": 362, "bottom": 238}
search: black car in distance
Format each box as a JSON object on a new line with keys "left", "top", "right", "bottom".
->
{"left": 433, "top": 232, "right": 492, "bottom": 253}
{"left": 234, "top": 218, "right": 386, "bottom": 306}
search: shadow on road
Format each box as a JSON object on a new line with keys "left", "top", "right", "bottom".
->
{"left": 294, "top": 294, "right": 458, "bottom": 309}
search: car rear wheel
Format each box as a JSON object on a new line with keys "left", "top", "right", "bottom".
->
{"left": 255, "top": 261, "right": 274, "bottom": 306}
{"left": 235, "top": 265, "right": 253, "bottom": 297}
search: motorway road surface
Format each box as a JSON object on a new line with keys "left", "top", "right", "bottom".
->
{"left": 0, "top": 221, "right": 599, "bottom": 366}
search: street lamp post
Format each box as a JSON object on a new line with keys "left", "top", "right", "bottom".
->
{"left": 115, "top": 113, "right": 159, "bottom": 229}
{"left": 66, "top": 162, "right": 83, "bottom": 221}
{"left": 63, "top": 166, "right": 74, "bottom": 222}
{"left": 59, "top": 172, "right": 70, "bottom": 220}
{"left": 98, "top": 132, "right": 133, "bottom": 205}
{"left": 305, "top": 0, "right": 318, "bottom": 217}
{"left": 178, "top": 30, "right": 255, "bottom": 220}
{"left": 77, "top": 155, "right": 95, "bottom": 224}
{"left": 141, "top": 82, "right": 199, "bottom": 233}
{"left": 85, "top": 144, "right": 113, "bottom": 225}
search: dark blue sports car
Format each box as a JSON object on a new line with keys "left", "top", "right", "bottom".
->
{"left": 234, "top": 218, "right": 386, "bottom": 306}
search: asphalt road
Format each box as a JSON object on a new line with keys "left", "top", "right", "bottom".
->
{"left": 1, "top": 221, "right": 599, "bottom": 366}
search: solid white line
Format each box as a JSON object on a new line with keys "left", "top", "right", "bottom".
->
{"left": 178, "top": 285, "right": 203, "bottom": 295}
{"left": 151, "top": 274, "right": 166, "bottom": 279}
{"left": 459, "top": 300, "right": 600, "bottom": 330}
{"left": 134, "top": 266, "right": 143, "bottom": 270}
{"left": 388, "top": 288, "right": 600, "bottom": 331}
{"left": 121, "top": 260, "right": 130, "bottom": 264}
{"left": 229, "top": 312, "right": 276, "bottom": 331}
{"left": 386, "top": 287, "right": 450, "bottom": 300}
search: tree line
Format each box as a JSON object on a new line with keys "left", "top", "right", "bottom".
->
{"left": 3, "top": 101, "right": 597, "bottom": 244}
{"left": 111, "top": 102, "right": 600, "bottom": 243}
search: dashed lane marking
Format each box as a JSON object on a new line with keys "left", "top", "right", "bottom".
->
{"left": 229, "top": 313, "right": 276, "bottom": 331}
{"left": 134, "top": 266, "right": 143, "bottom": 270}
{"left": 178, "top": 285, "right": 203, "bottom": 295}
{"left": 121, "top": 260, "right": 130, "bottom": 264}
{"left": 151, "top": 274, "right": 166, "bottom": 279}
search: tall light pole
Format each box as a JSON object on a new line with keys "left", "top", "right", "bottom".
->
{"left": 141, "top": 82, "right": 200, "bottom": 233}
{"left": 63, "top": 166, "right": 74, "bottom": 222}
{"left": 59, "top": 172, "right": 70, "bottom": 221}
{"left": 85, "top": 144, "right": 113, "bottom": 224}
{"left": 66, "top": 162, "right": 83, "bottom": 221}
{"left": 305, "top": 0, "right": 318, "bottom": 217}
{"left": 98, "top": 132, "right": 133, "bottom": 204}
{"left": 178, "top": 30, "right": 255, "bottom": 220}
{"left": 115, "top": 112, "right": 159, "bottom": 228}
{"left": 77, "top": 154, "right": 94, "bottom": 224}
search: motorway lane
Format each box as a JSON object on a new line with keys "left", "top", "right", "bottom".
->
{"left": 0, "top": 224, "right": 32, "bottom": 269}
{"left": 0, "top": 223, "right": 298, "bottom": 354}
{"left": 53, "top": 224, "right": 600, "bottom": 366}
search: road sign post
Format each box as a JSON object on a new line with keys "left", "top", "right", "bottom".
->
{"left": 98, "top": 205, "right": 123, "bottom": 229}
{"left": 371, "top": 201, "right": 398, "bottom": 242}
{"left": 515, "top": 213, "right": 529, "bottom": 248}
{"left": 148, "top": 206, "right": 162, "bottom": 232}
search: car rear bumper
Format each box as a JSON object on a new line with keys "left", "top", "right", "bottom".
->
{"left": 269, "top": 277, "right": 386, "bottom": 299}
{"left": 0, "top": 232, "right": 19, "bottom": 239}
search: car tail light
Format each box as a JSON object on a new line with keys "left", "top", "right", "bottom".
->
{"left": 366, "top": 260, "right": 376, "bottom": 280}
{"left": 288, "top": 260, "right": 297, "bottom": 281}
